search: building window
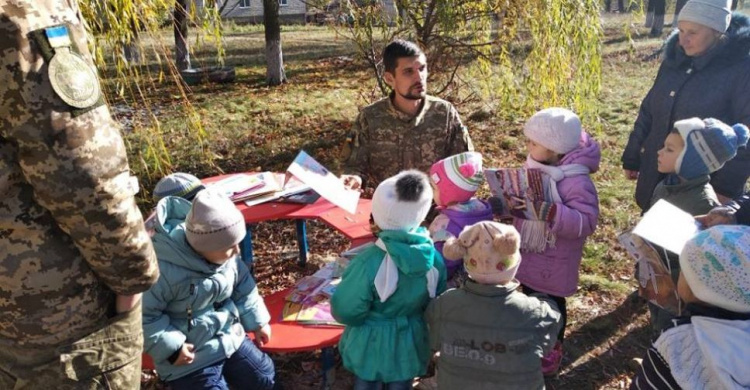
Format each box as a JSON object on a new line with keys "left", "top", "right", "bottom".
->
{"left": 239, "top": 0, "right": 251, "bottom": 8}
{"left": 279, "top": 0, "right": 288, "bottom": 5}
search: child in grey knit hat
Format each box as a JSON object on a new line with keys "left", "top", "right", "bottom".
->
{"left": 142, "top": 190, "right": 277, "bottom": 389}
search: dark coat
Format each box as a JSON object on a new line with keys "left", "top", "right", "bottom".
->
{"left": 730, "top": 193, "right": 750, "bottom": 225}
{"left": 622, "top": 13, "right": 750, "bottom": 211}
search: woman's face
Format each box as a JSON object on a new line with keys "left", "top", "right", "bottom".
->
{"left": 678, "top": 21, "right": 721, "bottom": 57}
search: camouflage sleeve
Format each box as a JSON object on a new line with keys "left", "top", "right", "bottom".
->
{"left": 0, "top": 2, "right": 158, "bottom": 295}
{"left": 342, "top": 110, "right": 369, "bottom": 177}
{"left": 446, "top": 104, "right": 474, "bottom": 155}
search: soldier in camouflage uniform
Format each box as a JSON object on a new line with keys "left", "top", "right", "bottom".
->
{"left": 341, "top": 40, "right": 474, "bottom": 189}
{"left": 0, "top": 1, "right": 159, "bottom": 388}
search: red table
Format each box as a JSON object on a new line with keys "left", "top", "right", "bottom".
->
{"left": 144, "top": 173, "right": 374, "bottom": 386}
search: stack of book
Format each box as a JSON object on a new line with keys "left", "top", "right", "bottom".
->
{"left": 208, "top": 172, "right": 282, "bottom": 202}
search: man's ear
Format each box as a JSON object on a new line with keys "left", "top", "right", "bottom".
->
{"left": 383, "top": 71, "right": 395, "bottom": 89}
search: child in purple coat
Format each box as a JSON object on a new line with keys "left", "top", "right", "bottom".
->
{"left": 512, "top": 108, "right": 601, "bottom": 376}
{"left": 428, "top": 152, "right": 493, "bottom": 286}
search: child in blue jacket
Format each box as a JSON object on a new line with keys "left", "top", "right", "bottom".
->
{"left": 143, "top": 190, "right": 276, "bottom": 389}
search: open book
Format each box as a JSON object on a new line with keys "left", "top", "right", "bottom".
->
{"left": 618, "top": 200, "right": 701, "bottom": 314}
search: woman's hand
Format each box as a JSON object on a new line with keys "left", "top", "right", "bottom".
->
{"left": 695, "top": 206, "right": 736, "bottom": 228}
{"left": 341, "top": 175, "right": 362, "bottom": 190}
{"left": 624, "top": 169, "right": 639, "bottom": 180}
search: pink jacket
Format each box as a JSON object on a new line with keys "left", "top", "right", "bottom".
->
{"left": 514, "top": 133, "right": 601, "bottom": 297}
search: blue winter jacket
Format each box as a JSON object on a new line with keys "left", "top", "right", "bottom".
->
{"left": 622, "top": 13, "right": 750, "bottom": 211}
{"left": 142, "top": 196, "right": 271, "bottom": 381}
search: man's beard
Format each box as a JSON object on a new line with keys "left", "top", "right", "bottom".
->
{"left": 399, "top": 84, "right": 426, "bottom": 100}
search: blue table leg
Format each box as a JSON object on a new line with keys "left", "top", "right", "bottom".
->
{"left": 320, "top": 346, "right": 335, "bottom": 389}
{"left": 295, "top": 219, "right": 308, "bottom": 267}
{"left": 241, "top": 223, "right": 254, "bottom": 274}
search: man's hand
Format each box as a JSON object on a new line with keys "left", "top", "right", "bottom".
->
{"left": 115, "top": 293, "right": 142, "bottom": 313}
{"left": 341, "top": 174, "right": 362, "bottom": 190}
{"left": 254, "top": 324, "right": 272, "bottom": 346}
{"left": 173, "top": 343, "right": 196, "bottom": 366}
{"left": 695, "top": 206, "right": 737, "bottom": 228}
{"left": 624, "top": 169, "right": 639, "bottom": 180}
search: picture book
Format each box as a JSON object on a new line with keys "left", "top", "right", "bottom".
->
{"left": 619, "top": 231, "right": 682, "bottom": 314}
{"left": 287, "top": 150, "right": 359, "bottom": 214}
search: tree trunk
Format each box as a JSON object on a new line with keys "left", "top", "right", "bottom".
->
{"left": 174, "top": 0, "right": 191, "bottom": 71}
{"left": 263, "top": 0, "right": 286, "bottom": 86}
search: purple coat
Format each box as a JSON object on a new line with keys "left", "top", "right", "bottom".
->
{"left": 515, "top": 133, "right": 601, "bottom": 297}
{"left": 431, "top": 200, "right": 493, "bottom": 276}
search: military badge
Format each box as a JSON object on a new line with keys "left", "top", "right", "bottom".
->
{"left": 45, "top": 26, "right": 101, "bottom": 109}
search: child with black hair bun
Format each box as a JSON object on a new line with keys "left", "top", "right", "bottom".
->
{"left": 332, "top": 170, "right": 447, "bottom": 390}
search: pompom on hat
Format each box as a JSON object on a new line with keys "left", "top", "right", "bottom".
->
{"left": 429, "top": 152, "right": 484, "bottom": 207}
{"left": 371, "top": 170, "right": 433, "bottom": 231}
{"left": 523, "top": 107, "right": 582, "bottom": 155}
{"left": 185, "top": 189, "right": 246, "bottom": 253}
{"left": 677, "top": 0, "right": 732, "bottom": 33}
{"left": 679, "top": 225, "right": 750, "bottom": 313}
{"left": 673, "top": 118, "right": 749, "bottom": 180}
{"left": 153, "top": 172, "right": 205, "bottom": 201}
{"left": 442, "top": 221, "right": 521, "bottom": 285}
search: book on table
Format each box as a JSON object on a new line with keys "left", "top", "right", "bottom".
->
{"left": 243, "top": 173, "right": 314, "bottom": 207}
{"left": 208, "top": 172, "right": 282, "bottom": 202}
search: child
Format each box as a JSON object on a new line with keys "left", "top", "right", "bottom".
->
{"left": 428, "top": 152, "right": 493, "bottom": 285}
{"left": 513, "top": 107, "right": 601, "bottom": 376}
{"left": 650, "top": 117, "right": 749, "bottom": 216}
{"left": 142, "top": 190, "right": 276, "bottom": 390}
{"left": 631, "top": 225, "right": 750, "bottom": 389}
{"left": 648, "top": 118, "right": 748, "bottom": 331}
{"left": 426, "top": 221, "right": 562, "bottom": 390}
{"left": 331, "top": 170, "right": 447, "bottom": 389}
{"left": 153, "top": 172, "right": 206, "bottom": 202}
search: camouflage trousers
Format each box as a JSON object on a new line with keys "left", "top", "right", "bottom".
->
{"left": 0, "top": 304, "right": 143, "bottom": 390}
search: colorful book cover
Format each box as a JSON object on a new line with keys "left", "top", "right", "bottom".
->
{"left": 619, "top": 231, "right": 681, "bottom": 315}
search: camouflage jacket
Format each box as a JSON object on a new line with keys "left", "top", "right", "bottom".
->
{"left": 0, "top": 0, "right": 158, "bottom": 348}
{"left": 342, "top": 94, "right": 474, "bottom": 187}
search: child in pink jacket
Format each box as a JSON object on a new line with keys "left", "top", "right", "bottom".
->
{"left": 510, "top": 108, "right": 600, "bottom": 376}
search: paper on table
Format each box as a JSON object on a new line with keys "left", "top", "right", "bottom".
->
{"left": 286, "top": 150, "right": 360, "bottom": 214}
{"left": 632, "top": 199, "right": 701, "bottom": 254}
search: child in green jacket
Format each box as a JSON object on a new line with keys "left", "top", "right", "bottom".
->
{"left": 331, "top": 170, "right": 447, "bottom": 389}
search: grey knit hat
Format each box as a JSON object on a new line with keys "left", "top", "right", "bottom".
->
{"left": 185, "top": 190, "right": 246, "bottom": 252}
{"left": 153, "top": 172, "right": 205, "bottom": 201}
{"left": 677, "top": 0, "right": 732, "bottom": 33}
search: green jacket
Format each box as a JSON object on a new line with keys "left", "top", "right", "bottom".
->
{"left": 426, "top": 280, "right": 561, "bottom": 390}
{"left": 331, "top": 228, "right": 447, "bottom": 382}
{"left": 649, "top": 174, "right": 719, "bottom": 216}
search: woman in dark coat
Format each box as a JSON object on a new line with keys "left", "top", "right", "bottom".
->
{"left": 622, "top": 0, "right": 750, "bottom": 212}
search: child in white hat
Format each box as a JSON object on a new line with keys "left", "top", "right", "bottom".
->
{"left": 631, "top": 225, "right": 750, "bottom": 389}
{"left": 428, "top": 152, "right": 493, "bottom": 286}
{"left": 426, "top": 221, "right": 562, "bottom": 390}
{"left": 331, "top": 170, "right": 447, "bottom": 389}
{"left": 142, "top": 190, "right": 276, "bottom": 389}
{"left": 510, "top": 107, "right": 601, "bottom": 376}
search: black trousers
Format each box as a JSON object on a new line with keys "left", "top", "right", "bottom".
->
{"left": 522, "top": 285, "right": 567, "bottom": 343}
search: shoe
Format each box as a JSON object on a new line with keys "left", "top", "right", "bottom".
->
{"left": 541, "top": 341, "right": 563, "bottom": 377}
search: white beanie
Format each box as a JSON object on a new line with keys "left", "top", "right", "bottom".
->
{"left": 677, "top": 0, "right": 732, "bottom": 33}
{"left": 523, "top": 107, "right": 582, "bottom": 155}
{"left": 371, "top": 170, "right": 433, "bottom": 231}
{"left": 185, "top": 189, "right": 246, "bottom": 252}
{"left": 679, "top": 225, "right": 750, "bottom": 313}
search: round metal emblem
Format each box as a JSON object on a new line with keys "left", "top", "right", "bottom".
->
{"left": 48, "top": 49, "right": 101, "bottom": 109}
